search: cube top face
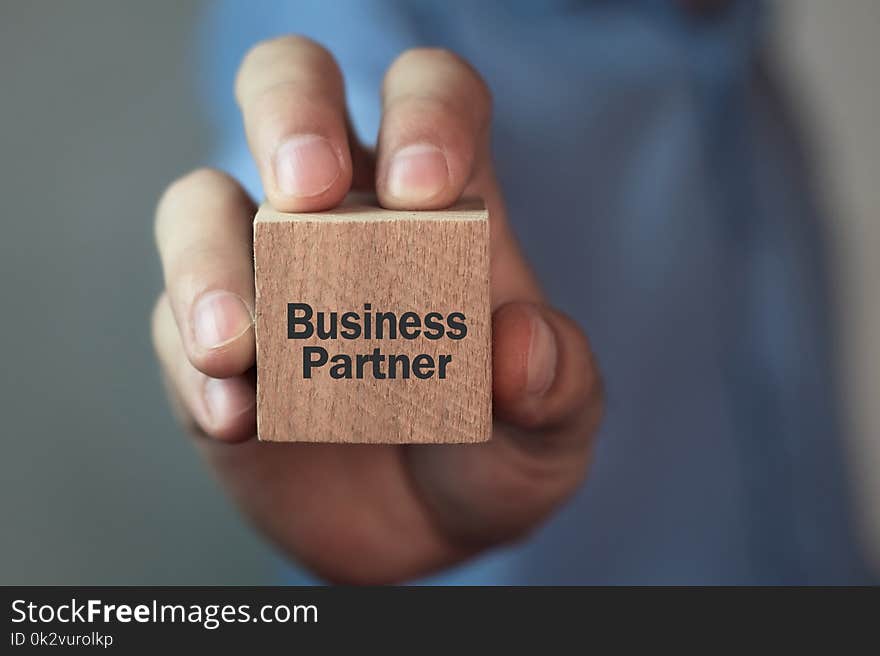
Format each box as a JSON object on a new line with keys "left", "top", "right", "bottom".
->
{"left": 253, "top": 195, "right": 491, "bottom": 444}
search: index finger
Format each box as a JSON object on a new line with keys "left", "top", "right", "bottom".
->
{"left": 235, "top": 35, "right": 353, "bottom": 211}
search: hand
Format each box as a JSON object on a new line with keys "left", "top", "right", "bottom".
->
{"left": 152, "top": 37, "right": 603, "bottom": 583}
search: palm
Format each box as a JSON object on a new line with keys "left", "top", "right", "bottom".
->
{"left": 199, "top": 413, "right": 592, "bottom": 583}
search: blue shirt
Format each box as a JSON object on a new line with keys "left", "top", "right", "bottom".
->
{"left": 198, "top": 0, "right": 875, "bottom": 584}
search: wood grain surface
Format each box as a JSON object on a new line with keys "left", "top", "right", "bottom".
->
{"left": 253, "top": 195, "right": 491, "bottom": 444}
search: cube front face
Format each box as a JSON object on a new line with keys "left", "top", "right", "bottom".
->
{"left": 253, "top": 200, "right": 491, "bottom": 444}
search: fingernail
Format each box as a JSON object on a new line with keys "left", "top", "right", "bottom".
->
{"left": 527, "top": 313, "right": 557, "bottom": 396}
{"left": 203, "top": 377, "right": 255, "bottom": 426}
{"left": 274, "top": 134, "right": 340, "bottom": 198}
{"left": 192, "top": 290, "right": 253, "bottom": 351}
{"left": 387, "top": 143, "right": 448, "bottom": 202}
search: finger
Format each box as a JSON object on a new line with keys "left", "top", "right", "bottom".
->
{"left": 152, "top": 294, "right": 256, "bottom": 442}
{"left": 155, "top": 168, "right": 256, "bottom": 378}
{"left": 404, "top": 302, "right": 601, "bottom": 546}
{"left": 492, "top": 301, "right": 603, "bottom": 438}
{"left": 236, "top": 35, "right": 352, "bottom": 211}
{"left": 374, "top": 49, "right": 542, "bottom": 305}
{"left": 376, "top": 48, "right": 492, "bottom": 209}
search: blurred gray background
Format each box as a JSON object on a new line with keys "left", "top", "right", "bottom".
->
{"left": 0, "top": 1, "right": 274, "bottom": 584}
{"left": 0, "top": 1, "right": 877, "bottom": 583}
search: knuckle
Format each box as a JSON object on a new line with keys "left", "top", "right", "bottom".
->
{"left": 164, "top": 241, "right": 253, "bottom": 304}
{"left": 430, "top": 49, "right": 492, "bottom": 112}
{"left": 155, "top": 168, "right": 246, "bottom": 245}
{"left": 388, "top": 46, "right": 444, "bottom": 70}
{"left": 236, "top": 36, "right": 297, "bottom": 95}
{"left": 167, "top": 266, "right": 211, "bottom": 307}
{"left": 385, "top": 47, "right": 492, "bottom": 127}
{"left": 176, "top": 166, "right": 239, "bottom": 194}
{"left": 248, "top": 34, "right": 328, "bottom": 62}
{"left": 236, "top": 35, "right": 339, "bottom": 103}
{"left": 390, "top": 46, "right": 468, "bottom": 75}
{"left": 382, "top": 93, "right": 456, "bottom": 126}
{"left": 157, "top": 168, "right": 214, "bottom": 221}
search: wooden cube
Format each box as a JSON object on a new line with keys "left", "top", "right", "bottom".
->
{"left": 253, "top": 194, "right": 491, "bottom": 444}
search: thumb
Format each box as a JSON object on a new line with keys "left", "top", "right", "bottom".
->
{"left": 492, "top": 301, "right": 602, "bottom": 437}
